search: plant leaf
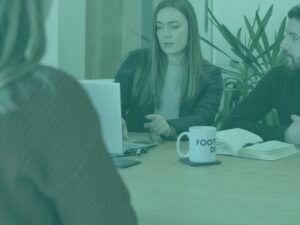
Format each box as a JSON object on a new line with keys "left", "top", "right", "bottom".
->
{"left": 244, "top": 15, "right": 269, "bottom": 67}
{"left": 271, "top": 17, "right": 286, "bottom": 66}
{"left": 129, "top": 28, "right": 150, "bottom": 43}
{"left": 208, "top": 9, "right": 249, "bottom": 54}
{"left": 255, "top": 5, "right": 273, "bottom": 62}
{"left": 199, "top": 35, "right": 233, "bottom": 59}
{"left": 237, "top": 27, "right": 243, "bottom": 41}
{"left": 248, "top": 6, "right": 272, "bottom": 54}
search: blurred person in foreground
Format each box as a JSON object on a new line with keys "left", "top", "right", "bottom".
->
{"left": 0, "top": 0, "right": 137, "bottom": 224}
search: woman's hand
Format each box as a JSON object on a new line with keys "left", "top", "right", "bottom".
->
{"left": 284, "top": 114, "right": 300, "bottom": 145}
{"left": 144, "top": 114, "right": 175, "bottom": 137}
{"left": 121, "top": 119, "right": 128, "bottom": 140}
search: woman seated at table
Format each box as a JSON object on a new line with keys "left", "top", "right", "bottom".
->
{"left": 0, "top": 0, "right": 137, "bottom": 224}
{"left": 115, "top": 0, "right": 222, "bottom": 138}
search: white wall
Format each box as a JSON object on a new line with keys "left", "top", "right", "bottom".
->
{"left": 42, "top": 0, "right": 86, "bottom": 79}
{"left": 122, "top": 0, "right": 142, "bottom": 57}
{"left": 42, "top": 0, "right": 59, "bottom": 67}
{"left": 190, "top": 0, "right": 213, "bottom": 61}
{"left": 58, "top": 0, "right": 86, "bottom": 79}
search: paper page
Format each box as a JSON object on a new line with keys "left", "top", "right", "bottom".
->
{"left": 244, "top": 141, "right": 292, "bottom": 152}
{"left": 216, "top": 128, "right": 263, "bottom": 155}
{"left": 238, "top": 141, "right": 300, "bottom": 160}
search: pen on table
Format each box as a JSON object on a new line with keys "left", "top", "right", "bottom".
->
{"left": 149, "top": 131, "right": 154, "bottom": 143}
{"left": 243, "top": 141, "right": 263, "bottom": 148}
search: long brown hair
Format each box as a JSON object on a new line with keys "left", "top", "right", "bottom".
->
{"left": 132, "top": 0, "right": 206, "bottom": 107}
{"left": 0, "top": 0, "right": 46, "bottom": 89}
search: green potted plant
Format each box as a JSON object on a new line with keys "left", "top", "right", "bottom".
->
{"left": 200, "top": 5, "right": 286, "bottom": 128}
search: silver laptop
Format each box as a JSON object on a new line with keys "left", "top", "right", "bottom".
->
{"left": 80, "top": 80, "right": 123, "bottom": 155}
{"left": 80, "top": 80, "right": 157, "bottom": 156}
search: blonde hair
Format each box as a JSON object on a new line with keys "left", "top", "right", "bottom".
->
{"left": 0, "top": 0, "right": 46, "bottom": 88}
{"left": 0, "top": 0, "right": 47, "bottom": 112}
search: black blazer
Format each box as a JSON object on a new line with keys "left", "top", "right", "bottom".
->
{"left": 115, "top": 48, "right": 223, "bottom": 133}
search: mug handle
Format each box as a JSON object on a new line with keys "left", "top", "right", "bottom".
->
{"left": 176, "top": 132, "right": 189, "bottom": 158}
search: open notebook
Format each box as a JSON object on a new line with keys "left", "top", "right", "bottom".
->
{"left": 216, "top": 128, "right": 299, "bottom": 160}
{"left": 80, "top": 80, "right": 157, "bottom": 157}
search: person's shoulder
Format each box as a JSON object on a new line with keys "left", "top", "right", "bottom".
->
{"left": 33, "top": 65, "right": 83, "bottom": 92}
{"left": 201, "top": 61, "right": 221, "bottom": 74}
{"left": 267, "top": 65, "right": 285, "bottom": 77}
{"left": 127, "top": 48, "right": 149, "bottom": 58}
{"left": 29, "top": 65, "right": 92, "bottom": 108}
{"left": 267, "top": 65, "right": 300, "bottom": 82}
{"left": 123, "top": 48, "right": 149, "bottom": 64}
{"left": 7, "top": 65, "right": 82, "bottom": 103}
{"left": 32, "top": 65, "right": 98, "bottom": 124}
{"left": 200, "top": 61, "right": 222, "bottom": 83}
{"left": 34, "top": 65, "right": 77, "bottom": 84}
{"left": 118, "top": 48, "right": 149, "bottom": 72}
{"left": 261, "top": 65, "right": 288, "bottom": 84}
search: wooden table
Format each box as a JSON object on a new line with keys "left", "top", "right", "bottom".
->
{"left": 119, "top": 134, "right": 300, "bottom": 225}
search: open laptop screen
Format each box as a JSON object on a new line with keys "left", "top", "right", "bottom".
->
{"left": 80, "top": 80, "right": 123, "bottom": 155}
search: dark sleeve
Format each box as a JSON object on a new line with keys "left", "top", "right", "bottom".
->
{"left": 222, "top": 70, "right": 286, "bottom": 141}
{"left": 168, "top": 67, "right": 223, "bottom": 133}
{"left": 114, "top": 49, "right": 145, "bottom": 119}
{"left": 50, "top": 80, "right": 137, "bottom": 225}
{"left": 54, "top": 141, "right": 138, "bottom": 225}
{"left": 25, "top": 71, "right": 137, "bottom": 225}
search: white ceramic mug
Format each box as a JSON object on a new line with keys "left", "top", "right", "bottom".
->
{"left": 176, "top": 126, "right": 217, "bottom": 163}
